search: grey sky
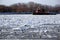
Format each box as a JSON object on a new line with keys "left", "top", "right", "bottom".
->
{"left": 0, "top": 0, "right": 60, "bottom": 6}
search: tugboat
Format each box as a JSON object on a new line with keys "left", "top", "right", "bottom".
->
{"left": 33, "top": 7, "right": 49, "bottom": 15}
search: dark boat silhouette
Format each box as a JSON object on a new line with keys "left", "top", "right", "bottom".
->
{"left": 33, "top": 7, "right": 57, "bottom": 15}
{"left": 33, "top": 7, "right": 50, "bottom": 15}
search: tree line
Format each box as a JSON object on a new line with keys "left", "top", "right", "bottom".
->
{"left": 0, "top": 2, "right": 60, "bottom": 12}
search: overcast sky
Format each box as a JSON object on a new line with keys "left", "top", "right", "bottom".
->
{"left": 0, "top": 0, "right": 60, "bottom": 6}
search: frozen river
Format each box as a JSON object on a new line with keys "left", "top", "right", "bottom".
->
{"left": 0, "top": 15, "right": 60, "bottom": 27}
{"left": 0, "top": 15, "right": 60, "bottom": 40}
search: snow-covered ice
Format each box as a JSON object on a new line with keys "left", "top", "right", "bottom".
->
{"left": 0, "top": 15, "right": 60, "bottom": 39}
{"left": 0, "top": 15, "right": 60, "bottom": 28}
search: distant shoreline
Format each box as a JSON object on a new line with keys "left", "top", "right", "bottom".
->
{"left": 0, "top": 12, "right": 60, "bottom": 15}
